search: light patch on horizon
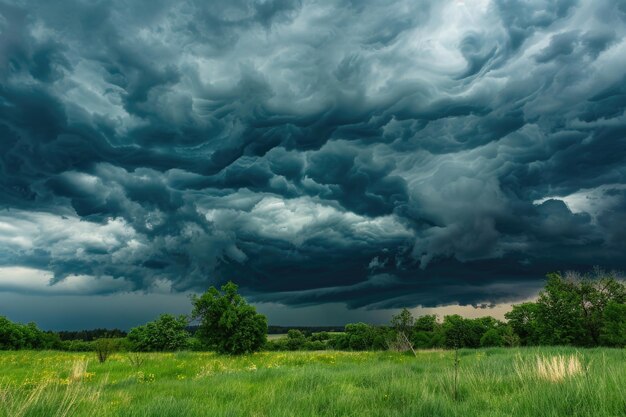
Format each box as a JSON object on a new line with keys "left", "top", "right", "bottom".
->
{"left": 533, "top": 184, "right": 626, "bottom": 221}
{"left": 0, "top": 266, "right": 133, "bottom": 295}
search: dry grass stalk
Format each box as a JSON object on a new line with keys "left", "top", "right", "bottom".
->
{"left": 70, "top": 360, "right": 89, "bottom": 383}
{"left": 535, "top": 354, "right": 582, "bottom": 382}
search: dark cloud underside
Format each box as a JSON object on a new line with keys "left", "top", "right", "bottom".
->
{"left": 1, "top": 0, "right": 626, "bottom": 317}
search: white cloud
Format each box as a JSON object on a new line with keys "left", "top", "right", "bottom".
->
{"left": 201, "top": 195, "right": 413, "bottom": 247}
{"left": 0, "top": 210, "right": 137, "bottom": 258}
{"left": 0, "top": 266, "right": 133, "bottom": 295}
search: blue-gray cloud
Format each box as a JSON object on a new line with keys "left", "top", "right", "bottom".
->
{"left": 1, "top": 0, "right": 626, "bottom": 318}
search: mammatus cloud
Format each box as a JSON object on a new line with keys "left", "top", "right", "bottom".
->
{"left": 1, "top": 0, "right": 626, "bottom": 317}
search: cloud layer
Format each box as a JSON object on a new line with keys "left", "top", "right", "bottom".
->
{"left": 1, "top": 0, "right": 626, "bottom": 315}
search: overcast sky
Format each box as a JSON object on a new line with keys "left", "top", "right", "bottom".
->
{"left": 1, "top": 0, "right": 625, "bottom": 329}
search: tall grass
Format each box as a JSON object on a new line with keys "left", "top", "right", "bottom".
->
{"left": 0, "top": 359, "right": 103, "bottom": 417}
{"left": 0, "top": 348, "right": 624, "bottom": 417}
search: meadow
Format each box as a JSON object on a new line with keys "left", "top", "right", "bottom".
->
{"left": 1, "top": 347, "right": 624, "bottom": 417}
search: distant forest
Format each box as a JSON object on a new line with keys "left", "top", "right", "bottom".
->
{"left": 55, "top": 326, "right": 345, "bottom": 340}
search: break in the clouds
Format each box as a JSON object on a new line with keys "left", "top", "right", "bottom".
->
{"left": 1, "top": 0, "right": 626, "bottom": 323}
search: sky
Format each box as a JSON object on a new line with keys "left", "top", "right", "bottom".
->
{"left": 1, "top": 0, "right": 626, "bottom": 330}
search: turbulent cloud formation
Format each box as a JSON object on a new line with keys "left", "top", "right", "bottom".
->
{"left": 1, "top": 0, "right": 626, "bottom": 317}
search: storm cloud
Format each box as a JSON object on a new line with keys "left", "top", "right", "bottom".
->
{"left": 1, "top": 0, "right": 626, "bottom": 322}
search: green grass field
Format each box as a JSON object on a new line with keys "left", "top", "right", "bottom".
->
{"left": 1, "top": 348, "right": 624, "bottom": 417}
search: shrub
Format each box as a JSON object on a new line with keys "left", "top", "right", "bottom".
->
{"left": 61, "top": 340, "right": 95, "bottom": 352}
{"left": 309, "top": 332, "right": 330, "bottom": 342}
{"left": 94, "top": 338, "right": 118, "bottom": 363}
{"left": 345, "top": 323, "right": 374, "bottom": 350}
{"left": 127, "top": 314, "right": 190, "bottom": 352}
{"left": 286, "top": 330, "right": 307, "bottom": 350}
{"left": 303, "top": 340, "right": 326, "bottom": 351}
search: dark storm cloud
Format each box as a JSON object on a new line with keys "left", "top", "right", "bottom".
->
{"left": 1, "top": 0, "right": 626, "bottom": 315}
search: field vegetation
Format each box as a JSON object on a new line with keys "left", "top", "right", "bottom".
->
{"left": 1, "top": 348, "right": 624, "bottom": 417}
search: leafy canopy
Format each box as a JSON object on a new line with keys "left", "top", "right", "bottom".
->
{"left": 127, "top": 314, "right": 190, "bottom": 352}
{"left": 506, "top": 269, "right": 626, "bottom": 346}
{"left": 191, "top": 281, "right": 267, "bottom": 354}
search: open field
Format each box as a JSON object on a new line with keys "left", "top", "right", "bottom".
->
{"left": 1, "top": 348, "right": 625, "bottom": 417}
{"left": 266, "top": 331, "right": 344, "bottom": 340}
{"left": 266, "top": 334, "right": 288, "bottom": 340}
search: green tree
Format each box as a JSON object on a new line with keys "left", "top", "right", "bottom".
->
{"left": 506, "top": 270, "right": 625, "bottom": 346}
{"left": 414, "top": 315, "right": 437, "bottom": 332}
{"left": 344, "top": 323, "right": 375, "bottom": 350}
{"left": 391, "top": 308, "right": 414, "bottom": 336}
{"left": 410, "top": 315, "right": 439, "bottom": 348}
{"left": 480, "top": 328, "right": 503, "bottom": 347}
{"left": 577, "top": 272, "right": 626, "bottom": 344}
{"left": 599, "top": 302, "right": 626, "bottom": 347}
{"left": 499, "top": 325, "right": 521, "bottom": 347}
{"left": 286, "top": 329, "right": 306, "bottom": 350}
{"left": 505, "top": 302, "right": 540, "bottom": 345}
{"left": 191, "top": 281, "right": 267, "bottom": 354}
{"left": 0, "top": 317, "right": 61, "bottom": 350}
{"left": 127, "top": 314, "right": 190, "bottom": 352}
{"left": 442, "top": 315, "right": 469, "bottom": 348}
{"left": 534, "top": 271, "right": 625, "bottom": 346}
{"left": 390, "top": 308, "right": 416, "bottom": 352}
{"left": 442, "top": 315, "right": 483, "bottom": 348}
{"left": 0, "top": 316, "right": 21, "bottom": 349}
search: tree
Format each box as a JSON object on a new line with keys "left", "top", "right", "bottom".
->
{"left": 345, "top": 323, "right": 375, "bottom": 350}
{"left": 533, "top": 271, "right": 625, "bottom": 346}
{"left": 499, "top": 325, "right": 521, "bottom": 347}
{"left": 191, "top": 281, "right": 267, "bottom": 354}
{"left": 390, "top": 309, "right": 416, "bottom": 353}
{"left": 442, "top": 315, "right": 476, "bottom": 348}
{"left": 505, "top": 270, "right": 625, "bottom": 347}
{"left": 414, "top": 315, "right": 438, "bottom": 332}
{"left": 286, "top": 329, "right": 307, "bottom": 350}
{"left": 127, "top": 314, "right": 190, "bottom": 352}
{"left": 599, "top": 302, "right": 626, "bottom": 347}
{"left": 0, "top": 316, "right": 21, "bottom": 349}
{"left": 409, "top": 315, "right": 440, "bottom": 348}
{"left": 505, "top": 303, "right": 540, "bottom": 345}
{"left": 0, "top": 316, "right": 61, "bottom": 350}
{"left": 480, "top": 328, "right": 503, "bottom": 347}
{"left": 391, "top": 308, "right": 414, "bottom": 336}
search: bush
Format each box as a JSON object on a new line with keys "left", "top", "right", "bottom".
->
{"left": 303, "top": 340, "right": 326, "bottom": 350}
{"left": 187, "top": 337, "right": 206, "bottom": 351}
{"left": 345, "top": 323, "right": 374, "bottom": 350}
{"left": 327, "top": 333, "right": 350, "bottom": 350}
{"left": 127, "top": 314, "right": 190, "bottom": 352}
{"left": 286, "top": 330, "right": 307, "bottom": 350}
{"left": 192, "top": 281, "right": 267, "bottom": 355}
{"left": 412, "top": 331, "right": 435, "bottom": 349}
{"left": 309, "top": 332, "right": 330, "bottom": 342}
{"left": 61, "top": 340, "right": 95, "bottom": 352}
{"left": 94, "top": 338, "right": 118, "bottom": 363}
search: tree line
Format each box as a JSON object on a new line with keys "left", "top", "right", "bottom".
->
{"left": 1, "top": 270, "right": 624, "bottom": 355}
